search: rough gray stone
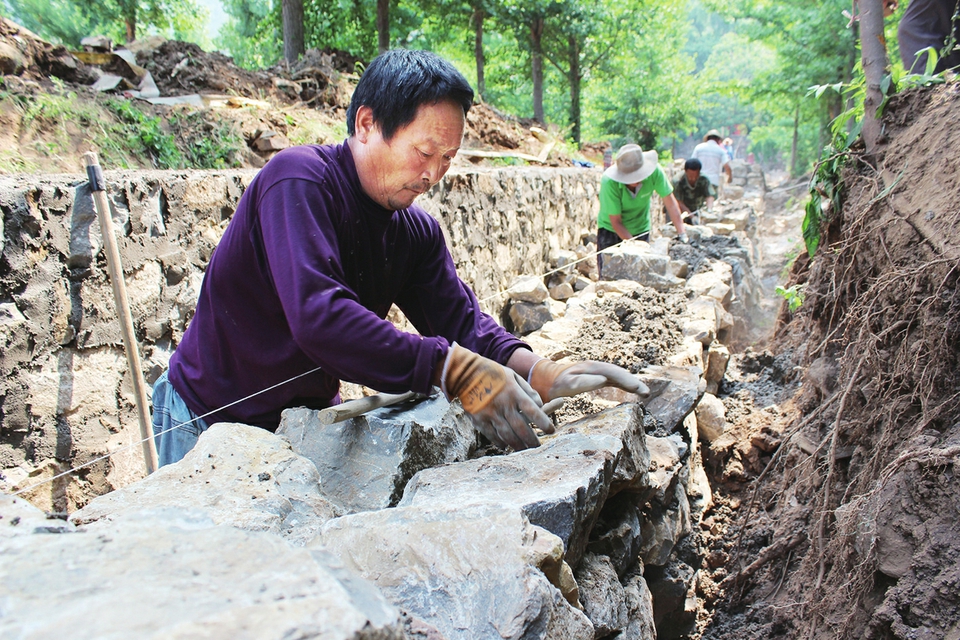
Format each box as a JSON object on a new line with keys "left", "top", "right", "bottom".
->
{"left": 313, "top": 503, "right": 594, "bottom": 640}
{"left": 399, "top": 432, "right": 620, "bottom": 567}
{"left": 621, "top": 573, "right": 658, "bottom": 640}
{"left": 686, "top": 262, "right": 733, "bottom": 308}
{"left": 549, "top": 281, "right": 575, "bottom": 301}
{"left": 507, "top": 275, "right": 550, "bottom": 303}
{"left": 1, "top": 506, "right": 406, "bottom": 640}
{"left": 646, "top": 434, "right": 685, "bottom": 505}
{"left": 587, "top": 492, "right": 643, "bottom": 578}
{"left": 704, "top": 342, "right": 730, "bottom": 395}
{"left": 71, "top": 423, "right": 340, "bottom": 546}
{"left": 640, "top": 480, "right": 692, "bottom": 567}
{"left": 575, "top": 553, "right": 627, "bottom": 637}
{"left": 695, "top": 393, "right": 727, "bottom": 443}
{"left": 682, "top": 296, "right": 722, "bottom": 346}
{"left": 638, "top": 365, "right": 704, "bottom": 433}
{"left": 648, "top": 557, "right": 698, "bottom": 638}
{"left": 509, "top": 300, "right": 553, "bottom": 335}
{"left": 600, "top": 241, "right": 684, "bottom": 291}
{"left": 277, "top": 393, "right": 476, "bottom": 513}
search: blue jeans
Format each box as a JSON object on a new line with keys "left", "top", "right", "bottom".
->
{"left": 152, "top": 370, "right": 210, "bottom": 467}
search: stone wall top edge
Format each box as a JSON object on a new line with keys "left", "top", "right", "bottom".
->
{"left": 0, "top": 165, "right": 599, "bottom": 190}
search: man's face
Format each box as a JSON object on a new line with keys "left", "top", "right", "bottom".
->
{"left": 355, "top": 100, "right": 465, "bottom": 210}
{"left": 685, "top": 168, "right": 700, "bottom": 184}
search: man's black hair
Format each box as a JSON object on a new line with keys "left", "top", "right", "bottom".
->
{"left": 346, "top": 49, "right": 475, "bottom": 140}
{"left": 684, "top": 158, "right": 702, "bottom": 171}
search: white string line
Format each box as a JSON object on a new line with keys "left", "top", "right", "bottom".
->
{"left": 477, "top": 230, "right": 656, "bottom": 305}
{"left": 8, "top": 229, "right": 676, "bottom": 497}
{"left": 8, "top": 365, "right": 324, "bottom": 498}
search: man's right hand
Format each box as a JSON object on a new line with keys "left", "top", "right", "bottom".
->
{"left": 441, "top": 343, "right": 554, "bottom": 450}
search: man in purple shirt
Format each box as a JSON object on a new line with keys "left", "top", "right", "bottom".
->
{"left": 152, "top": 49, "right": 644, "bottom": 466}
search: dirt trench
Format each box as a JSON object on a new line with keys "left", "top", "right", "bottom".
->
{"left": 693, "top": 82, "right": 960, "bottom": 640}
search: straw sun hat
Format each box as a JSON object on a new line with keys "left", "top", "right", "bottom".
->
{"left": 603, "top": 144, "right": 658, "bottom": 184}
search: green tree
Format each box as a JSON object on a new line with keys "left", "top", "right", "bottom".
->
{"left": 540, "top": 0, "right": 622, "bottom": 147}
{"left": 216, "top": 0, "right": 279, "bottom": 68}
{"left": 4, "top": 0, "right": 207, "bottom": 46}
{"left": 704, "top": 0, "right": 857, "bottom": 175}
{"left": 414, "top": 0, "right": 500, "bottom": 98}
{"left": 499, "top": 0, "right": 565, "bottom": 123}
{"left": 587, "top": 0, "right": 693, "bottom": 151}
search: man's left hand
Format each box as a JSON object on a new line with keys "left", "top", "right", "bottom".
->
{"left": 529, "top": 359, "right": 649, "bottom": 403}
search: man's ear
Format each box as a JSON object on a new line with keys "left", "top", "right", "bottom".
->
{"left": 354, "top": 105, "right": 376, "bottom": 143}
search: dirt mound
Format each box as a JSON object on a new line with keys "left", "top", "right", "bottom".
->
{"left": 136, "top": 40, "right": 277, "bottom": 99}
{"left": 0, "top": 18, "right": 96, "bottom": 86}
{"left": 700, "top": 81, "right": 960, "bottom": 639}
{"left": 0, "top": 19, "right": 571, "bottom": 174}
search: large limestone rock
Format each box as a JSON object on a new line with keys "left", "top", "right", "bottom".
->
{"left": 277, "top": 394, "right": 476, "bottom": 513}
{"left": 71, "top": 423, "right": 340, "bottom": 546}
{"left": 1, "top": 495, "right": 75, "bottom": 538}
{"left": 682, "top": 296, "right": 723, "bottom": 346}
{"left": 507, "top": 275, "right": 550, "bottom": 303}
{"left": 682, "top": 413, "right": 714, "bottom": 516}
{"left": 646, "top": 434, "right": 687, "bottom": 505}
{"left": 399, "top": 432, "right": 620, "bottom": 567}
{"left": 312, "top": 503, "right": 594, "bottom": 640}
{"left": 685, "top": 260, "right": 733, "bottom": 308}
{"left": 1, "top": 502, "right": 406, "bottom": 640}
{"left": 557, "top": 402, "right": 650, "bottom": 492}
{"left": 599, "top": 240, "right": 684, "bottom": 291}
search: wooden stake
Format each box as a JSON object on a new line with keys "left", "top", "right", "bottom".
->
{"left": 83, "top": 151, "right": 159, "bottom": 474}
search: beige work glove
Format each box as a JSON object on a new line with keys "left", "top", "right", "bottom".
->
{"left": 528, "top": 358, "right": 650, "bottom": 403}
{"left": 442, "top": 343, "right": 554, "bottom": 450}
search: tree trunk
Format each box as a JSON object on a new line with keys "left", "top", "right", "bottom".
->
{"left": 859, "top": 0, "right": 889, "bottom": 155}
{"left": 472, "top": 6, "right": 485, "bottom": 98}
{"left": 568, "top": 35, "right": 581, "bottom": 147}
{"left": 377, "top": 0, "right": 390, "bottom": 54}
{"left": 530, "top": 15, "right": 545, "bottom": 124}
{"left": 282, "top": 0, "right": 305, "bottom": 64}
{"left": 121, "top": 0, "right": 136, "bottom": 42}
{"left": 790, "top": 103, "right": 799, "bottom": 178}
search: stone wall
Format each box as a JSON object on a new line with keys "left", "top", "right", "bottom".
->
{"left": 0, "top": 166, "right": 601, "bottom": 508}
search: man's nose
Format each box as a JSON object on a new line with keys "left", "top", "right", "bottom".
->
{"left": 422, "top": 157, "right": 446, "bottom": 184}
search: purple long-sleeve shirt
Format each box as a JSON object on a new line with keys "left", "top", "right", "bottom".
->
{"left": 168, "top": 142, "right": 528, "bottom": 430}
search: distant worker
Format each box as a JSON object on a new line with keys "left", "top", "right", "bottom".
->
{"left": 893, "top": 0, "right": 960, "bottom": 73}
{"left": 150, "top": 49, "right": 646, "bottom": 465}
{"left": 673, "top": 158, "right": 713, "bottom": 223}
{"left": 721, "top": 137, "right": 735, "bottom": 163}
{"left": 597, "top": 144, "right": 687, "bottom": 275}
{"left": 692, "top": 129, "right": 732, "bottom": 205}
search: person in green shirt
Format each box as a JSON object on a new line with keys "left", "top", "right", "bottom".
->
{"left": 597, "top": 144, "right": 687, "bottom": 275}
